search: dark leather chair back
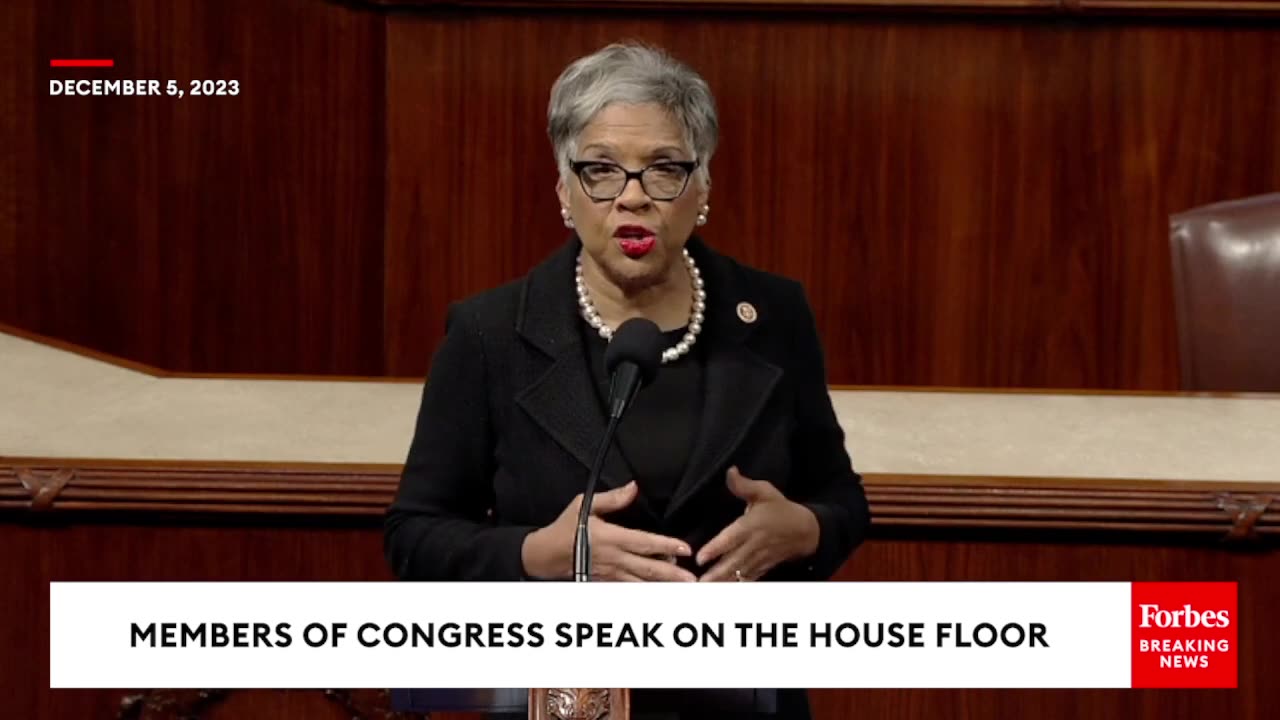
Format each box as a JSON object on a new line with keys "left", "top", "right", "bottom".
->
{"left": 1170, "top": 193, "right": 1280, "bottom": 391}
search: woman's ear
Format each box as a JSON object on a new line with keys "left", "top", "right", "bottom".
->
{"left": 556, "top": 176, "right": 570, "bottom": 210}
{"left": 696, "top": 172, "right": 711, "bottom": 208}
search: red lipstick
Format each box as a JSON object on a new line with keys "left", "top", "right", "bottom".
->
{"left": 614, "top": 225, "right": 657, "bottom": 258}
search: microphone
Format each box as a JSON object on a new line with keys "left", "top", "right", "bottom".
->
{"left": 573, "top": 318, "right": 665, "bottom": 582}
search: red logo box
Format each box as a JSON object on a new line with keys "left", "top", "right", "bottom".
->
{"left": 1131, "top": 582, "right": 1237, "bottom": 688}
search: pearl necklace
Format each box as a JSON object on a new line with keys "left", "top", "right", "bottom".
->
{"left": 575, "top": 248, "right": 707, "bottom": 364}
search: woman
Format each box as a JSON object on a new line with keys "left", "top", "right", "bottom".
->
{"left": 386, "top": 42, "right": 870, "bottom": 717}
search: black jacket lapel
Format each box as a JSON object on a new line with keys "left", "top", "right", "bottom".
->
{"left": 665, "top": 239, "right": 782, "bottom": 521}
{"left": 513, "top": 237, "right": 650, "bottom": 512}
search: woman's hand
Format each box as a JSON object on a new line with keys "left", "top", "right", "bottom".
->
{"left": 696, "top": 467, "right": 820, "bottom": 582}
{"left": 521, "top": 481, "right": 697, "bottom": 582}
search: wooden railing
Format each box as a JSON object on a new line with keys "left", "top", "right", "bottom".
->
{"left": 5, "top": 459, "right": 1276, "bottom": 542}
{"left": 355, "top": 0, "right": 1280, "bottom": 16}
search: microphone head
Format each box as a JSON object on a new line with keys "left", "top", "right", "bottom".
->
{"left": 604, "top": 317, "right": 665, "bottom": 387}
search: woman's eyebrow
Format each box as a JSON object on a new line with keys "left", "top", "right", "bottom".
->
{"left": 646, "top": 146, "right": 687, "bottom": 159}
{"left": 578, "top": 143, "right": 689, "bottom": 161}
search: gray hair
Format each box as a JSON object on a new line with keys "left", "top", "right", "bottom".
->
{"left": 548, "top": 43, "right": 719, "bottom": 188}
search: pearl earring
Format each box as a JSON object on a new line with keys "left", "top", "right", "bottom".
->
{"left": 561, "top": 208, "right": 574, "bottom": 228}
{"left": 696, "top": 204, "right": 710, "bottom": 227}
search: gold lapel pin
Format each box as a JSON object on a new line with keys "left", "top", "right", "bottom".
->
{"left": 736, "top": 301, "right": 758, "bottom": 324}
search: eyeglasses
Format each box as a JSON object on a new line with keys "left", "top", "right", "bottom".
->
{"left": 570, "top": 160, "right": 698, "bottom": 202}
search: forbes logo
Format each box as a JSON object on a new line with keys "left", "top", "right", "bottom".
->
{"left": 1131, "top": 582, "right": 1237, "bottom": 688}
{"left": 1138, "top": 604, "right": 1230, "bottom": 629}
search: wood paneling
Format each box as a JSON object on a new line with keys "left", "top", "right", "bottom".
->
{"left": 0, "top": 0, "right": 36, "bottom": 323}
{"left": 366, "top": 0, "right": 1280, "bottom": 16}
{"left": 384, "top": 14, "right": 1280, "bottom": 387}
{"left": 7, "top": 1, "right": 1280, "bottom": 387}
{"left": 0, "top": 320, "right": 426, "bottom": 382}
{"left": 1058, "top": 24, "right": 1280, "bottom": 388}
{"left": 1073, "top": 0, "right": 1280, "bottom": 14}
{"left": 1, "top": 521, "right": 395, "bottom": 720}
{"left": 5, "top": 0, "right": 386, "bottom": 374}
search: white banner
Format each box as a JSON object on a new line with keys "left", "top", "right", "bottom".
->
{"left": 52, "top": 573, "right": 1239, "bottom": 686}
{"left": 48, "top": 581, "right": 1233, "bottom": 689}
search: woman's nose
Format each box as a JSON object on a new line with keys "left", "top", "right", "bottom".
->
{"left": 613, "top": 175, "right": 651, "bottom": 211}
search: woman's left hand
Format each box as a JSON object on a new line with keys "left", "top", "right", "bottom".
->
{"left": 696, "top": 467, "right": 821, "bottom": 582}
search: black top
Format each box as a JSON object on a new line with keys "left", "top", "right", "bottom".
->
{"left": 387, "top": 234, "right": 869, "bottom": 586}
{"left": 388, "top": 236, "right": 870, "bottom": 720}
{"left": 583, "top": 323, "right": 705, "bottom": 516}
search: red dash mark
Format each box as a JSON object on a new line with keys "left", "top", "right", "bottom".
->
{"left": 50, "top": 59, "right": 114, "bottom": 68}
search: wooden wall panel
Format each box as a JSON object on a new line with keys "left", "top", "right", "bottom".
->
{"left": 7, "top": 1, "right": 1280, "bottom": 387}
{"left": 1054, "top": 25, "right": 1280, "bottom": 389}
{"left": 0, "top": 0, "right": 36, "bottom": 324}
{"left": 5, "top": 0, "right": 386, "bottom": 374}
{"left": 384, "top": 14, "right": 1280, "bottom": 387}
{"left": 374, "top": 0, "right": 1280, "bottom": 14}
{"left": 1, "top": 521, "right": 394, "bottom": 720}
{"left": 1077, "top": 0, "right": 1280, "bottom": 14}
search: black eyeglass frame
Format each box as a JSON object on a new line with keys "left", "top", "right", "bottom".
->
{"left": 569, "top": 159, "right": 700, "bottom": 201}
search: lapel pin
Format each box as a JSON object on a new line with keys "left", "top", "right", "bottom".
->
{"left": 736, "top": 302, "right": 758, "bottom": 324}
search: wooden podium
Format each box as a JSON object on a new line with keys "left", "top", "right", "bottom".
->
{"left": 385, "top": 687, "right": 638, "bottom": 718}
{"left": 528, "top": 688, "right": 630, "bottom": 720}
{"left": 387, "top": 687, "right": 777, "bottom": 717}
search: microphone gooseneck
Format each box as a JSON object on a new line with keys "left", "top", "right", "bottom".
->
{"left": 573, "top": 317, "right": 665, "bottom": 582}
{"left": 573, "top": 413, "right": 622, "bottom": 583}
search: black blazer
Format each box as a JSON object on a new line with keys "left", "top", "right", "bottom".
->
{"left": 385, "top": 236, "right": 870, "bottom": 582}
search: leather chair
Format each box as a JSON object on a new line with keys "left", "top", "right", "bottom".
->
{"left": 1170, "top": 193, "right": 1280, "bottom": 392}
